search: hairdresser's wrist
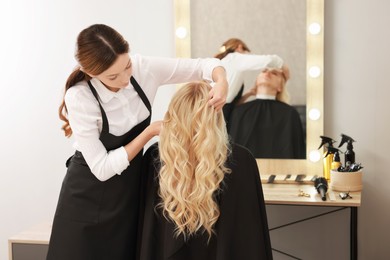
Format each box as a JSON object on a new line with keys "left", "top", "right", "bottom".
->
{"left": 145, "top": 121, "right": 162, "bottom": 138}
{"left": 211, "top": 66, "right": 227, "bottom": 83}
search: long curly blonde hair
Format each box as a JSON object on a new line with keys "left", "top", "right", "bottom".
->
{"left": 158, "top": 81, "right": 231, "bottom": 241}
{"left": 275, "top": 75, "right": 290, "bottom": 104}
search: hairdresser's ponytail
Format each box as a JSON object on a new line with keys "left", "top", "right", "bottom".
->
{"left": 214, "top": 38, "right": 251, "bottom": 60}
{"left": 59, "top": 67, "right": 91, "bottom": 137}
{"left": 214, "top": 48, "right": 235, "bottom": 60}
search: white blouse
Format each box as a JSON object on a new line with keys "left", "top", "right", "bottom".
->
{"left": 65, "top": 54, "right": 221, "bottom": 181}
{"left": 221, "top": 52, "right": 284, "bottom": 103}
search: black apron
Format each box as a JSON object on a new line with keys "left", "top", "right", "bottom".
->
{"left": 47, "top": 77, "right": 151, "bottom": 260}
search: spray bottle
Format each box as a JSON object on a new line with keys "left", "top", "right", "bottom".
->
{"left": 328, "top": 146, "right": 342, "bottom": 171}
{"left": 318, "top": 136, "right": 336, "bottom": 181}
{"left": 338, "top": 134, "right": 356, "bottom": 167}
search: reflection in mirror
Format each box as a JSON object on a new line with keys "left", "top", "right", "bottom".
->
{"left": 174, "top": 0, "right": 324, "bottom": 175}
{"left": 190, "top": 0, "right": 306, "bottom": 106}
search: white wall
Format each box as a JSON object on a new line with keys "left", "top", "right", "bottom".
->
{"left": 2, "top": 0, "right": 390, "bottom": 259}
{"left": 268, "top": 0, "right": 390, "bottom": 259}
{"left": 185, "top": 1, "right": 390, "bottom": 257}
{"left": 325, "top": 0, "right": 390, "bottom": 258}
{"left": 0, "top": 1, "right": 174, "bottom": 259}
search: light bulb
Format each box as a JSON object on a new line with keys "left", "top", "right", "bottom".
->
{"left": 309, "top": 66, "right": 321, "bottom": 78}
{"left": 175, "top": 27, "right": 187, "bottom": 39}
{"left": 309, "top": 150, "right": 321, "bottom": 162}
{"left": 309, "top": 23, "right": 321, "bottom": 35}
{"left": 309, "top": 108, "right": 321, "bottom": 120}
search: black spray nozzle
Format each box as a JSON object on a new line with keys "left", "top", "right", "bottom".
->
{"left": 338, "top": 133, "right": 355, "bottom": 148}
{"left": 324, "top": 146, "right": 342, "bottom": 158}
{"left": 318, "top": 135, "right": 336, "bottom": 149}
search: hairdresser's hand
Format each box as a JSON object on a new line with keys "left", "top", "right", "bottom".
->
{"left": 209, "top": 66, "right": 228, "bottom": 111}
{"left": 208, "top": 79, "right": 228, "bottom": 111}
{"left": 124, "top": 120, "right": 162, "bottom": 162}
{"left": 146, "top": 120, "right": 162, "bottom": 137}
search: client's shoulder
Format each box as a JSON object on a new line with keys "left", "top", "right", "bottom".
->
{"left": 229, "top": 143, "right": 257, "bottom": 165}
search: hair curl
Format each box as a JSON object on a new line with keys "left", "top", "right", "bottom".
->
{"left": 158, "top": 81, "right": 231, "bottom": 241}
{"left": 276, "top": 76, "right": 290, "bottom": 104}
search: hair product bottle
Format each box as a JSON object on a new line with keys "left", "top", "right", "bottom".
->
{"left": 344, "top": 139, "right": 355, "bottom": 167}
{"left": 318, "top": 136, "right": 336, "bottom": 181}
{"left": 338, "top": 134, "right": 356, "bottom": 167}
{"left": 331, "top": 149, "right": 342, "bottom": 171}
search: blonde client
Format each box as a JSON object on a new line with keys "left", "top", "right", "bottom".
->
{"left": 138, "top": 81, "right": 272, "bottom": 260}
{"left": 228, "top": 67, "right": 305, "bottom": 159}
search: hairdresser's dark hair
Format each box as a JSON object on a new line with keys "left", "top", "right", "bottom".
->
{"left": 214, "top": 38, "right": 250, "bottom": 60}
{"left": 59, "top": 24, "right": 130, "bottom": 137}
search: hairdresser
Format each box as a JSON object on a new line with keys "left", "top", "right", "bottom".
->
{"left": 47, "top": 24, "right": 228, "bottom": 260}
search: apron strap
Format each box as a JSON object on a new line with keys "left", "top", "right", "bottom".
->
{"left": 88, "top": 81, "right": 110, "bottom": 135}
{"left": 87, "top": 77, "right": 152, "bottom": 135}
{"left": 130, "top": 76, "right": 152, "bottom": 113}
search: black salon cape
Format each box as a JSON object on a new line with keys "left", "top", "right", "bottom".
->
{"left": 228, "top": 99, "right": 305, "bottom": 159}
{"left": 137, "top": 143, "right": 272, "bottom": 260}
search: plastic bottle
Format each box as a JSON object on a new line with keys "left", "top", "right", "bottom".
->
{"left": 331, "top": 150, "right": 342, "bottom": 170}
{"left": 318, "top": 136, "right": 336, "bottom": 181}
{"left": 338, "top": 134, "right": 356, "bottom": 167}
{"left": 344, "top": 139, "right": 356, "bottom": 167}
{"left": 323, "top": 153, "right": 333, "bottom": 181}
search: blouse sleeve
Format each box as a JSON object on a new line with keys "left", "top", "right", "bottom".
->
{"left": 233, "top": 53, "right": 284, "bottom": 71}
{"left": 133, "top": 54, "right": 222, "bottom": 86}
{"left": 65, "top": 87, "right": 130, "bottom": 181}
{"left": 224, "top": 53, "right": 284, "bottom": 103}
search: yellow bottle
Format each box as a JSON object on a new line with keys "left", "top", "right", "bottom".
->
{"left": 318, "top": 136, "right": 336, "bottom": 181}
{"left": 323, "top": 153, "right": 333, "bottom": 181}
{"left": 327, "top": 147, "right": 341, "bottom": 182}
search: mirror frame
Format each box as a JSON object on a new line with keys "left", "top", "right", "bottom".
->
{"left": 173, "top": 0, "right": 324, "bottom": 176}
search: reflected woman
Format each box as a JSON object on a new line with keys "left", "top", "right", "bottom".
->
{"left": 228, "top": 67, "right": 306, "bottom": 159}
{"left": 215, "top": 38, "right": 288, "bottom": 128}
{"left": 138, "top": 81, "right": 272, "bottom": 260}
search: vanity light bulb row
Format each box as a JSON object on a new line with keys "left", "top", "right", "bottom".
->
{"left": 308, "top": 22, "right": 322, "bottom": 163}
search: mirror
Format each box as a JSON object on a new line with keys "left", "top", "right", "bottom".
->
{"left": 174, "top": 0, "right": 324, "bottom": 175}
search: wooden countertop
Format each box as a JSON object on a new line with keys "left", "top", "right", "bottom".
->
{"left": 263, "top": 183, "right": 362, "bottom": 207}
